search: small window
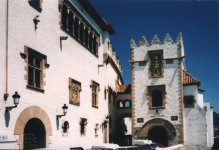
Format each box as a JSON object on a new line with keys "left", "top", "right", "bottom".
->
{"left": 147, "top": 85, "right": 166, "bottom": 109}
{"left": 204, "top": 106, "right": 207, "bottom": 112}
{"left": 91, "top": 81, "right": 99, "bottom": 108}
{"left": 124, "top": 100, "right": 131, "bottom": 108}
{"left": 152, "top": 90, "right": 162, "bottom": 107}
{"left": 184, "top": 96, "right": 195, "bottom": 108}
{"left": 80, "top": 118, "right": 87, "bottom": 136}
{"left": 63, "top": 121, "right": 69, "bottom": 133}
{"left": 117, "top": 100, "right": 123, "bottom": 108}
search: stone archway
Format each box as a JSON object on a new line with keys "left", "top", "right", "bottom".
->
{"left": 14, "top": 106, "right": 53, "bottom": 149}
{"left": 138, "top": 118, "right": 176, "bottom": 146}
{"left": 116, "top": 113, "right": 132, "bottom": 146}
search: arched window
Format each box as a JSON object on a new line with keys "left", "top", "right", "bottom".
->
{"left": 85, "top": 28, "right": 88, "bottom": 47}
{"left": 124, "top": 100, "right": 130, "bottom": 108}
{"left": 89, "top": 32, "right": 93, "bottom": 51}
{"left": 152, "top": 89, "right": 162, "bottom": 107}
{"left": 74, "top": 17, "right": 79, "bottom": 38}
{"left": 117, "top": 100, "right": 123, "bottom": 108}
{"left": 80, "top": 23, "right": 84, "bottom": 42}
{"left": 62, "top": 5, "right": 67, "bottom": 28}
{"left": 68, "top": 11, "right": 73, "bottom": 33}
{"left": 63, "top": 121, "right": 69, "bottom": 133}
{"left": 93, "top": 36, "right": 97, "bottom": 54}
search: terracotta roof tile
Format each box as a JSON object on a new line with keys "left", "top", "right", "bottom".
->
{"left": 183, "top": 70, "right": 201, "bottom": 87}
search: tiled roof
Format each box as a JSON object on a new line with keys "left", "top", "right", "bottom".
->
{"left": 183, "top": 70, "right": 201, "bottom": 87}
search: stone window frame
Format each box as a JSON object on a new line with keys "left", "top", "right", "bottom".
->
{"left": 28, "top": 0, "right": 43, "bottom": 11}
{"left": 147, "top": 85, "right": 167, "bottom": 109}
{"left": 59, "top": 1, "right": 100, "bottom": 57}
{"left": 184, "top": 95, "right": 196, "bottom": 108}
{"left": 23, "top": 46, "right": 48, "bottom": 93}
{"left": 148, "top": 50, "right": 164, "bottom": 78}
{"left": 91, "top": 80, "right": 99, "bottom": 108}
{"left": 69, "top": 78, "right": 82, "bottom": 106}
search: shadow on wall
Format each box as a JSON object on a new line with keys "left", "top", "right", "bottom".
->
{"left": 56, "top": 119, "right": 59, "bottom": 130}
{"left": 4, "top": 111, "right": 10, "bottom": 127}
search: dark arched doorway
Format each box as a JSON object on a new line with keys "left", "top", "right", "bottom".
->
{"left": 148, "top": 126, "right": 167, "bottom": 147}
{"left": 23, "top": 118, "right": 46, "bottom": 150}
{"left": 116, "top": 113, "right": 132, "bottom": 146}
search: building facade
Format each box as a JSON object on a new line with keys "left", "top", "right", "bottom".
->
{"left": 129, "top": 34, "right": 214, "bottom": 150}
{"left": 0, "top": 0, "right": 126, "bottom": 149}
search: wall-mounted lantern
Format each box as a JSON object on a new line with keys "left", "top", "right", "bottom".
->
{"left": 33, "top": 15, "right": 40, "bottom": 31}
{"left": 5, "top": 91, "right": 21, "bottom": 112}
{"left": 106, "top": 115, "right": 111, "bottom": 122}
{"left": 57, "top": 104, "right": 68, "bottom": 119}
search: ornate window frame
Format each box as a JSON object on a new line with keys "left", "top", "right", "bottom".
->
{"left": 184, "top": 95, "right": 195, "bottom": 108}
{"left": 148, "top": 50, "right": 164, "bottom": 78}
{"left": 69, "top": 78, "right": 82, "bottom": 106}
{"left": 147, "top": 85, "right": 167, "bottom": 109}
{"left": 23, "top": 46, "right": 48, "bottom": 93}
{"left": 91, "top": 80, "right": 99, "bottom": 108}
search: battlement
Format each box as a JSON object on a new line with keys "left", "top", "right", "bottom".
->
{"left": 103, "top": 43, "right": 122, "bottom": 73}
{"left": 131, "top": 32, "right": 182, "bottom": 48}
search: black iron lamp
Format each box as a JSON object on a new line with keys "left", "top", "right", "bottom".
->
{"left": 57, "top": 104, "right": 68, "bottom": 119}
{"left": 5, "top": 91, "right": 21, "bottom": 112}
{"left": 106, "top": 115, "right": 111, "bottom": 122}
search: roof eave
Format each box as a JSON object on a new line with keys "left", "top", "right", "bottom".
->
{"left": 77, "top": 0, "right": 116, "bottom": 35}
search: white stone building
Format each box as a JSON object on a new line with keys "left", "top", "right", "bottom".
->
{"left": 129, "top": 34, "right": 214, "bottom": 150}
{"left": 0, "top": 0, "right": 127, "bottom": 149}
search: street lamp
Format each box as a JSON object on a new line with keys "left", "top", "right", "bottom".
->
{"left": 5, "top": 91, "right": 21, "bottom": 112}
{"left": 57, "top": 104, "right": 68, "bottom": 119}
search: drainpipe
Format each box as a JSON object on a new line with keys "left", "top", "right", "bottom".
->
{"left": 4, "top": 0, "right": 9, "bottom": 101}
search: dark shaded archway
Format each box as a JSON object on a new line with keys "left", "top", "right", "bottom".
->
{"left": 116, "top": 113, "right": 132, "bottom": 146}
{"left": 23, "top": 118, "right": 46, "bottom": 150}
{"left": 138, "top": 118, "right": 176, "bottom": 147}
{"left": 148, "top": 126, "right": 168, "bottom": 147}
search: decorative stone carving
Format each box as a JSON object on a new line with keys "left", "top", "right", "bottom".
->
{"left": 69, "top": 78, "right": 81, "bottom": 106}
{"left": 152, "top": 55, "right": 160, "bottom": 77}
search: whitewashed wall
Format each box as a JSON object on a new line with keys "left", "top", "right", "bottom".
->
{"left": 0, "top": 0, "right": 122, "bottom": 149}
{"left": 198, "top": 90, "right": 204, "bottom": 108}
{"left": 184, "top": 86, "right": 207, "bottom": 150}
{"left": 204, "top": 102, "right": 214, "bottom": 148}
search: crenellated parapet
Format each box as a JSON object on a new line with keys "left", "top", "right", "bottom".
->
{"left": 103, "top": 43, "right": 124, "bottom": 84}
{"left": 131, "top": 32, "right": 182, "bottom": 48}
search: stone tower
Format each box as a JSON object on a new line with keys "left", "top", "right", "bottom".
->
{"left": 129, "top": 33, "right": 185, "bottom": 146}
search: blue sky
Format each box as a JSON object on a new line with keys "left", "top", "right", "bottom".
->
{"left": 89, "top": 0, "right": 219, "bottom": 113}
